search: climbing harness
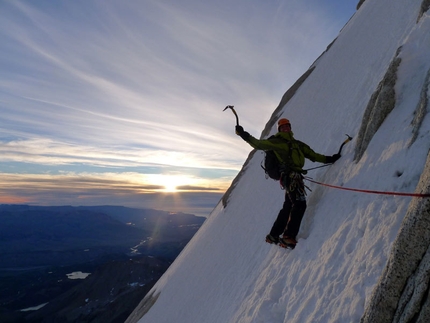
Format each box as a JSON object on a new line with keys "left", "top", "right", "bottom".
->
{"left": 280, "top": 171, "right": 311, "bottom": 196}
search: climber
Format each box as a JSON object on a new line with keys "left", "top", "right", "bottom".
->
{"left": 235, "top": 118, "right": 340, "bottom": 249}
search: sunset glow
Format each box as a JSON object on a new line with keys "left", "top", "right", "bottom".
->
{"left": 0, "top": 0, "right": 356, "bottom": 210}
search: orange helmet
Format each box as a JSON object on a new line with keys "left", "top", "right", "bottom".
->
{"left": 277, "top": 118, "right": 291, "bottom": 130}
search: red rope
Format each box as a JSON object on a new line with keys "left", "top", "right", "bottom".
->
{"left": 304, "top": 177, "right": 430, "bottom": 198}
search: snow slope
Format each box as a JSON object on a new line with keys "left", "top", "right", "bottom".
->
{"left": 127, "top": 0, "right": 430, "bottom": 322}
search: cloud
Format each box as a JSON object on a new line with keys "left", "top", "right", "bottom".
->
{"left": 0, "top": 170, "right": 229, "bottom": 199}
{"left": 0, "top": 137, "right": 244, "bottom": 173}
{"left": 0, "top": 0, "right": 355, "bottom": 206}
{"left": 176, "top": 185, "right": 221, "bottom": 192}
{"left": 0, "top": 171, "right": 224, "bottom": 216}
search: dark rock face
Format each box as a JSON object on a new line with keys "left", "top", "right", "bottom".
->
{"left": 354, "top": 47, "right": 402, "bottom": 162}
{"left": 418, "top": 0, "right": 430, "bottom": 21}
{"left": 357, "top": 0, "right": 366, "bottom": 10}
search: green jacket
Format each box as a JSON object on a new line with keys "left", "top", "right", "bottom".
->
{"left": 245, "top": 131, "right": 328, "bottom": 172}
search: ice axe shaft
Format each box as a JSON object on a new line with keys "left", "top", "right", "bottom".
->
{"left": 306, "top": 134, "right": 353, "bottom": 171}
{"left": 223, "top": 105, "right": 240, "bottom": 126}
{"left": 337, "top": 134, "right": 353, "bottom": 155}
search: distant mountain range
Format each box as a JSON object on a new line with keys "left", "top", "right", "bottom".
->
{"left": 0, "top": 204, "right": 205, "bottom": 323}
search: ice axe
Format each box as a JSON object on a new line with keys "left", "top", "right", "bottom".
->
{"left": 305, "top": 134, "right": 353, "bottom": 172}
{"left": 223, "top": 105, "right": 240, "bottom": 126}
{"left": 337, "top": 134, "right": 353, "bottom": 155}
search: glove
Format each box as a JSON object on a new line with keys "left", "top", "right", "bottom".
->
{"left": 235, "top": 125, "right": 250, "bottom": 141}
{"left": 235, "top": 125, "right": 244, "bottom": 135}
{"left": 325, "top": 153, "right": 341, "bottom": 164}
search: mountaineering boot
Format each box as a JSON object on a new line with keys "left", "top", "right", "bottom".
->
{"left": 265, "top": 234, "right": 279, "bottom": 245}
{"left": 279, "top": 236, "right": 297, "bottom": 249}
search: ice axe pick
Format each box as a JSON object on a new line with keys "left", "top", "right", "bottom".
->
{"left": 337, "top": 134, "right": 353, "bottom": 155}
{"left": 223, "top": 105, "right": 240, "bottom": 126}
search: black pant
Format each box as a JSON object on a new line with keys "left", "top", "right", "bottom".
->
{"left": 269, "top": 174, "right": 307, "bottom": 239}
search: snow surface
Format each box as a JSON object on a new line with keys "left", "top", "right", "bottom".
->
{"left": 132, "top": 0, "right": 430, "bottom": 322}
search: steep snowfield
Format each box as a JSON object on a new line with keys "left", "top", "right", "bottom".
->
{"left": 128, "top": 0, "right": 430, "bottom": 322}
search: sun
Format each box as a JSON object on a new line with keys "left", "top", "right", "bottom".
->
{"left": 144, "top": 173, "right": 213, "bottom": 193}
{"left": 163, "top": 182, "right": 179, "bottom": 193}
{"left": 159, "top": 175, "right": 192, "bottom": 193}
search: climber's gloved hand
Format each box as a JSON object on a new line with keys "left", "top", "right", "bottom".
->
{"left": 325, "top": 153, "right": 341, "bottom": 164}
{"left": 235, "top": 125, "right": 250, "bottom": 141}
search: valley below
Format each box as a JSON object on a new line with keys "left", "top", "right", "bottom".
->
{"left": 0, "top": 205, "right": 205, "bottom": 323}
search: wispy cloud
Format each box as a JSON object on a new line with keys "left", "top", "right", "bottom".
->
{"left": 0, "top": 171, "right": 227, "bottom": 217}
{"left": 0, "top": 0, "right": 356, "bottom": 207}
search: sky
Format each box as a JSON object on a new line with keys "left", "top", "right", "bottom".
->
{"left": 0, "top": 0, "right": 358, "bottom": 215}
{"left": 127, "top": 0, "right": 430, "bottom": 321}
